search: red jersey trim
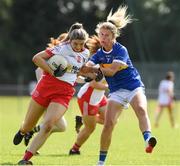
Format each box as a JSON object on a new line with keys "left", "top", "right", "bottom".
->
{"left": 45, "top": 49, "right": 53, "bottom": 57}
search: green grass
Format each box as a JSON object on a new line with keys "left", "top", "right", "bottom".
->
{"left": 1, "top": 96, "right": 180, "bottom": 165}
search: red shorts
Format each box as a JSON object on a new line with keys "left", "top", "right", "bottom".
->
{"left": 77, "top": 87, "right": 107, "bottom": 116}
{"left": 32, "top": 74, "right": 75, "bottom": 108}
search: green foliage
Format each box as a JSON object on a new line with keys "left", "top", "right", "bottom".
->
{"left": 0, "top": 0, "right": 180, "bottom": 83}
{"left": 1, "top": 97, "right": 180, "bottom": 165}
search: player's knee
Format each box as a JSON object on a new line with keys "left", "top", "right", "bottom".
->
{"left": 104, "top": 119, "right": 115, "bottom": 131}
{"left": 85, "top": 125, "right": 96, "bottom": 133}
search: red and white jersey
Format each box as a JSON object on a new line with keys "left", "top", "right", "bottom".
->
{"left": 77, "top": 82, "right": 105, "bottom": 106}
{"left": 158, "top": 80, "right": 174, "bottom": 105}
{"left": 45, "top": 42, "right": 89, "bottom": 85}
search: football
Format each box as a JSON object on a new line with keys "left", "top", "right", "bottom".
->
{"left": 47, "top": 54, "right": 68, "bottom": 71}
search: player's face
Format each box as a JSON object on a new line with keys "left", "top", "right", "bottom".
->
{"left": 70, "top": 39, "right": 86, "bottom": 52}
{"left": 98, "top": 28, "right": 114, "bottom": 50}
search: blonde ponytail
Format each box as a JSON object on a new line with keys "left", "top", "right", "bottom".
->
{"left": 107, "top": 5, "right": 132, "bottom": 30}
{"left": 96, "top": 5, "right": 132, "bottom": 38}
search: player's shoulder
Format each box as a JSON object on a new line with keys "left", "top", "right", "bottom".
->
{"left": 82, "top": 48, "right": 90, "bottom": 57}
{"left": 160, "top": 80, "right": 166, "bottom": 84}
{"left": 113, "top": 42, "right": 128, "bottom": 58}
{"left": 50, "top": 42, "right": 68, "bottom": 52}
{"left": 78, "top": 48, "right": 90, "bottom": 62}
{"left": 115, "top": 42, "right": 127, "bottom": 50}
{"left": 59, "top": 41, "right": 70, "bottom": 49}
{"left": 160, "top": 80, "right": 169, "bottom": 87}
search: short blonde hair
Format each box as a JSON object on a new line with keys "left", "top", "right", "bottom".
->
{"left": 96, "top": 5, "right": 132, "bottom": 38}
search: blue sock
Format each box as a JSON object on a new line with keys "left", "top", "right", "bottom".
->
{"left": 99, "top": 151, "right": 107, "bottom": 162}
{"left": 143, "top": 131, "right": 152, "bottom": 141}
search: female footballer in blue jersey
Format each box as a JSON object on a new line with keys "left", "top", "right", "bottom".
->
{"left": 86, "top": 5, "right": 157, "bottom": 166}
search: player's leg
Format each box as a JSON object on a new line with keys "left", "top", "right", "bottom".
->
{"left": 167, "top": 103, "right": 176, "bottom": 128}
{"left": 97, "top": 100, "right": 122, "bottom": 166}
{"left": 96, "top": 96, "right": 107, "bottom": 124}
{"left": 70, "top": 115, "right": 97, "bottom": 155}
{"left": 24, "top": 116, "right": 67, "bottom": 146}
{"left": 130, "top": 89, "right": 157, "bottom": 153}
{"left": 96, "top": 97, "right": 107, "bottom": 124}
{"left": 52, "top": 116, "right": 67, "bottom": 132}
{"left": 24, "top": 125, "right": 41, "bottom": 146}
{"left": 154, "top": 105, "right": 163, "bottom": 127}
{"left": 96, "top": 109, "right": 105, "bottom": 124}
{"left": 18, "top": 102, "right": 66, "bottom": 164}
{"left": 13, "top": 98, "right": 44, "bottom": 145}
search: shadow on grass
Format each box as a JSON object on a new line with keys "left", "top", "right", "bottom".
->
{"left": 40, "top": 153, "right": 70, "bottom": 157}
{"left": 1, "top": 162, "right": 14, "bottom": 165}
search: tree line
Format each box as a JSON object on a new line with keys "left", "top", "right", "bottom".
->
{"left": 0, "top": 0, "right": 179, "bottom": 84}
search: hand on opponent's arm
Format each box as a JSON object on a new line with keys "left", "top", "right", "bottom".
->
{"left": 78, "top": 65, "right": 104, "bottom": 82}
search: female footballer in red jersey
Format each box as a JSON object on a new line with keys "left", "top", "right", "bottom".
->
{"left": 23, "top": 33, "right": 69, "bottom": 147}
{"left": 69, "top": 78, "right": 108, "bottom": 155}
{"left": 69, "top": 35, "right": 108, "bottom": 155}
{"left": 13, "top": 22, "right": 102, "bottom": 165}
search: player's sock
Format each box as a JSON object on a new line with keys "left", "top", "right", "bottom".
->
{"left": 98, "top": 151, "right": 107, "bottom": 165}
{"left": 23, "top": 150, "right": 33, "bottom": 161}
{"left": 72, "top": 143, "right": 80, "bottom": 151}
{"left": 143, "top": 131, "right": 151, "bottom": 141}
{"left": 24, "top": 131, "right": 34, "bottom": 146}
{"left": 32, "top": 125, "right": 41, "bottom": 133}
{"left": 24, "top": 125, "right": 40, "bottom": 146}
{"left": 69, "top": 143, "right": 81, "bottom": 155}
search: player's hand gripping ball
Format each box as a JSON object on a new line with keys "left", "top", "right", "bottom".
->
{"left": 47, "top": 54, "right": 68, "bottom": 77}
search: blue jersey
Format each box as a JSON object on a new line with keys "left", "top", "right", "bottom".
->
{"left": 89, "top": 42, "right": 144, "bottom": 93}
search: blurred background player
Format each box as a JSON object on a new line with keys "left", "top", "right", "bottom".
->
{"left": 154, "top": 71, "right": 177, "bottom": 128}
{"left": 69, "top": 36, "right": 108, "bottom": 155}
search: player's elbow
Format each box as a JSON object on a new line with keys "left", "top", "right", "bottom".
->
{"left": 32, "top": 55, "right": 37, "bottom": 63}
{"left": 32, "top": 54, "right": 41, "bottom": 65}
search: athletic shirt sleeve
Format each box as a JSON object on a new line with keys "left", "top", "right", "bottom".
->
{"left": 89, "top": 50, "right": 101, "bottom": 64}
{"left": 113, "top": 45, "right": 129, "bottom": 63}
{"left": 45, "top": 44, "right": 64, "bottom": 56}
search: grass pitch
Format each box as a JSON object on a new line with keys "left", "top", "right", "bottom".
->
{"left": 0, "top": 96, "right": 180, "bottom": 165}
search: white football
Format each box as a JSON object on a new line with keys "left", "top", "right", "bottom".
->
{"left": 47, "top": 55, "right": 68, "bottom": 71}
